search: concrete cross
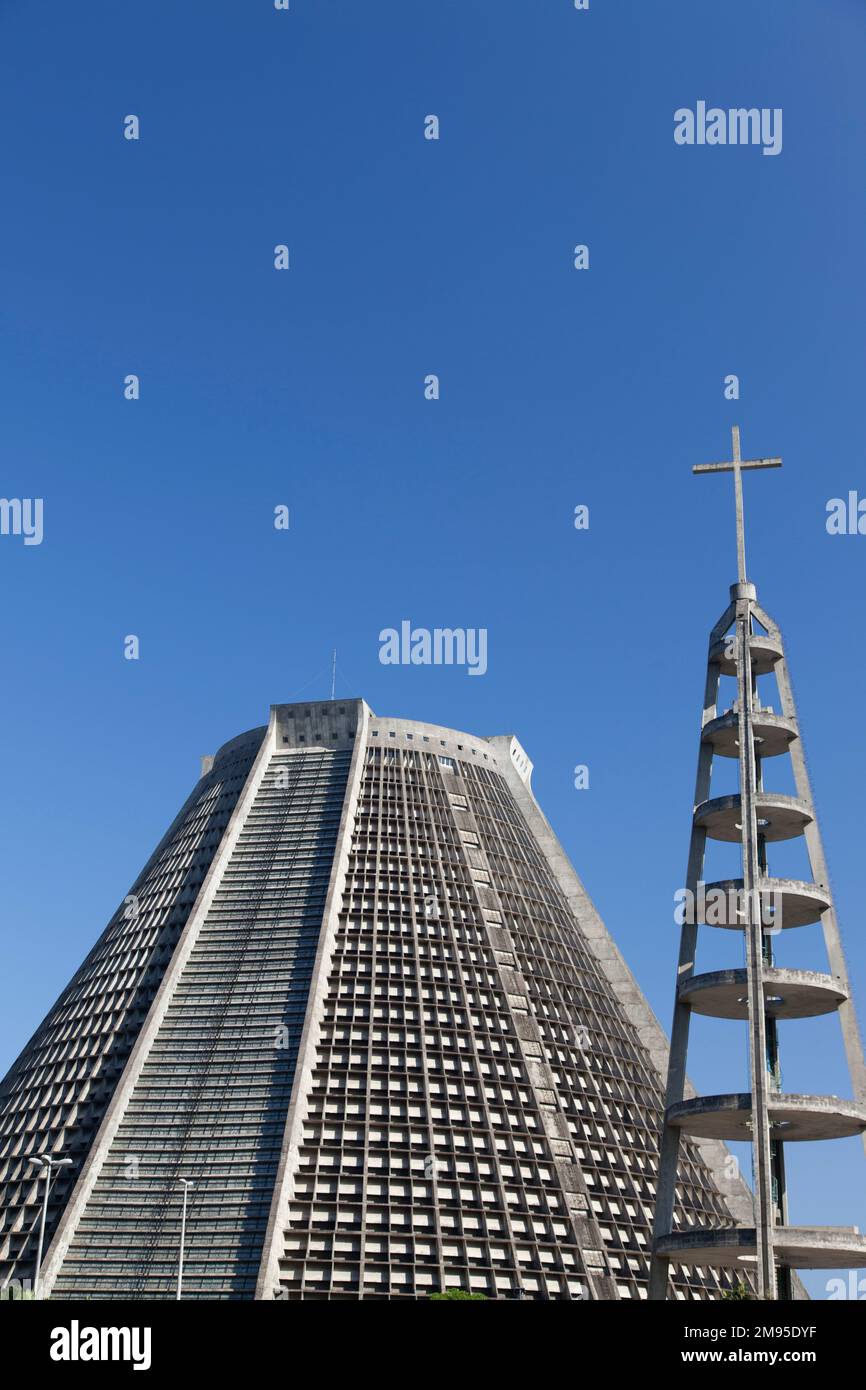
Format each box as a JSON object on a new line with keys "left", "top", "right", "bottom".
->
{"left": 693, "top": 426, "right": 782, "bottom": 584}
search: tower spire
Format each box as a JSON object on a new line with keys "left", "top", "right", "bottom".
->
{"left": 692, "top": 425, "right": 781, "bottom": 584}
{"left": 648, "top": 426, "right": 866, "bottom": 1302}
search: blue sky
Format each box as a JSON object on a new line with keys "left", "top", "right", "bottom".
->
{"left": 2, "top": 1, "right": 865, "bottom": 1298}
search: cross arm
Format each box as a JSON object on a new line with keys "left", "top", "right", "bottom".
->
{"left": 693, "top": 458, "right": 782, "bottom": 474}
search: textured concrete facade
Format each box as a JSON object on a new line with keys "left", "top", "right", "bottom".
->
{"left": 2, "top": 701, "right": 756, "bottom": 1300}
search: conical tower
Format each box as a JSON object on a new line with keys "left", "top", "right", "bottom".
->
{"left": 649, "top": 427, "right": 866, "bottom": 1300}
{"left": 2, "top": 698, "right": 760, "bottom": 1301}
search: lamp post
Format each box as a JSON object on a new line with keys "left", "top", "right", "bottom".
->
{"left": 176, "top": 1179, "right": 193, "bottom": 1300}
{"left": 27, "top": 1154, "right": 73, "bottom": 1299}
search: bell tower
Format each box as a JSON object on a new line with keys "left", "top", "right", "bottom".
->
{"left": 649, "top": 427, "right": 866, "bottom": 1300}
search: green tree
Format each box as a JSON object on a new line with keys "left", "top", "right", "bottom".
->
{"left": 721, "top": 1281, "right": 757, "bottom": 1301}
{"left": 429, "top": 1288, "right": 488, "bottom": 1301}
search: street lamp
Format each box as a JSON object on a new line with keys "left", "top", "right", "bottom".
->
{"left": 27, "top": 1154, "right": 73, "bottom": 1299}
{"left": 176, "top": 1180, "right": 193, "bottom": 1301}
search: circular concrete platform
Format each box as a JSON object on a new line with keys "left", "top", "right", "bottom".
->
{"left": 656, "top": 1226, "right": 866, "bottom": 1270}
{"left": 666, "top": 1093, "right": 866, "bottom": 1142}
{"left": 694, "top": 793, "right": 812, "bottom": 843}
{"left": 678, "top": 968, "right": 846, "bottom": 1020}
{"left": 702, "top": 710, "right": 797, "bottom": 759}
{"left": 691, "top": 878, "right": 832, "bottom": 931}
{"left": 710, "top": 634, "right": 784, "bottom": 677}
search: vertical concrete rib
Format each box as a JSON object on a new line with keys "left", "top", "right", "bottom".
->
{"left": 37, "top": 714, "right": 278, "bottom": 1297}
{"left": 0, "top": 729, "right": 265, "bottom": 1291}
{"left": 491, "top": 729, "right": 757, "bottom": 1301}
{"left": 443, "top": 762, "right": 615, "bottom": 1300}
{"left": 736, "top": 590, "right": 775, "bottom": 1298}
{"left": 255, "top": 700, "right": 370, "bottom": 1300}
{"left": 648, "top": 602, "right": 734, "bottom": 1300}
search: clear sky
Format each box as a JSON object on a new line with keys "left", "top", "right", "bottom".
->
{"left": 2, "top": 1, "right": 865, "bottom": 1299}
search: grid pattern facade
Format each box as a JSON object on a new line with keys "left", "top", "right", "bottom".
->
{"left": 274, "top": 737, "right": 749, "bottom": 1300}
{"left": 51, "top": 747, "right": 351, "bottom": 1300}
{"left": 460, "top": 759, "right": 747, "bottom": 1300}
{"left": 0, "top": 729, "right": 265, "bottom": 1291}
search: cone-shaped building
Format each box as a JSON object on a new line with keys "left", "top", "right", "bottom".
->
{"left": 1, "top": 700, "right": 757, "bottom": 1300}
